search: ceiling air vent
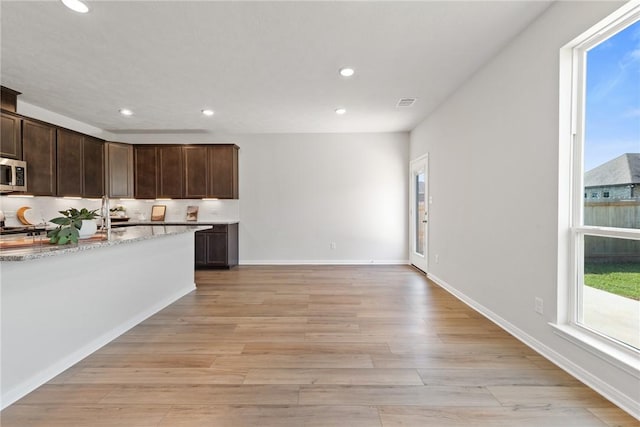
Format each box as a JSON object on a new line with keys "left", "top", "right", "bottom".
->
{"left": 397, "top": 98, "right": 416, "bottom": 107}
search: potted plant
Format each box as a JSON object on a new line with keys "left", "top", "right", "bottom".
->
{"left": 47, "top": 208, "right": 99, "bottom": 245}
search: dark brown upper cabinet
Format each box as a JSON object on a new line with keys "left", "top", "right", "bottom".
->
{"left": 83, "top": 136, "right": 104, "bottom": 198}
{"left": 1, "top": 86, "right": 20, "bottom": 113}
{"left": 133, "top": 144, "right": 238, "bottom": 199}
{"left": 105, "top": 142, "right": 134, "bottom": 198}
{"left": 56, "top": 129, "right": 84, "bottom": 197}
{"left": 22, "top": 119, "right": 57, "bottom": 196}
{"left": 208, "top": 144, "right": 239, "bottom": 199}
{"left": 157, "top": 145, "right": 183, "bottom": 198}
{"left": 134, "top": 145, "right": 157, "bottom": 199}
{"left": 184, "top": 145, "right": 209, "bottom": 198}
{"left": 57, "top": 129, "right": 105, "bottom": 198}
{"left": 1, "top": 111, "right": 22, "bottom": 159}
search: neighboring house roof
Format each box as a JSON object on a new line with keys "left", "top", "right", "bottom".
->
{"left": 584, "top": 153, "right": 640, "bottom": 187}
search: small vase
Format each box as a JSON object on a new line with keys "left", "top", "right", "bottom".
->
{"left": 78, "top": 219, "right": 97, "bottom": 238}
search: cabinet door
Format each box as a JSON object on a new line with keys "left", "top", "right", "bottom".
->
{"left": 184, "top": 145, "right": 208, "bottom": 198}
{"left": 205, "top": 231, "right": 228, "bottom": 266}
{"left": 106, "top": 142, "right": 133, "bottom": 198}
{"left": 194, "top": 232, "right": 209, "bottom": 267}
{"left": 83, "top": 136, "right": 104, "bottom": 198}
{"left": 226, "top": 222, "right": 239, "bottom": 267}
{"left": 22, "top": 119, "right": 56, "bottom": 196}
{"left": 157, "top": 145, "right": 183, "bottom": 198}
{"left": 56, "top": 129, "right": 84, "bottom": 196}
{"left": 208, "top": 145, "right": 238, "bottom": 199}
{"left": 0, "top": 112, "right": 22, "bottom": 159}
{"left": 134, "top": 146, "right": 157, "bottom": 199}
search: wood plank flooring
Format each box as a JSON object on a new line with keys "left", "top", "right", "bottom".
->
{"left": 2, "top": 265, "right": 637, "bottom": 426}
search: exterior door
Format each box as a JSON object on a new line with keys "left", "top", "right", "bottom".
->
{"left": 409, "top": 155, "right": 428, "bottom": 272}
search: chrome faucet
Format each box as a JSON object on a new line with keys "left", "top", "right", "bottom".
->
{"left": 101, "top": 196, "right": 111, "bottom": 238}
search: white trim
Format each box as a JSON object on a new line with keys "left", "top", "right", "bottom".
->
{"left": 427, "top": 273, "right": 640, "bottom": 420}
{"left": 239, "top": 260, "right": 410, "bottom": 266}
{"left": 575, "top": 226, "right": 640, "bottom": 240}
{"left": 550, "top": 323, "right": 640, "bottom": 378}
{"left": 0, "top": 283, "right": 195, "bottom": 410}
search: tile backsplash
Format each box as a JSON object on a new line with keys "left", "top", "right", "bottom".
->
{"left": 0, "top": 196, "right": 239, "bottom": 227}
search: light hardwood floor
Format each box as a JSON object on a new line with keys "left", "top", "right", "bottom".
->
{"left": 2, "top": 265, "right": 637, "bottom": 426}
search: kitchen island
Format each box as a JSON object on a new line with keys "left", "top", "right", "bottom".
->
{"left": 0, "top": 225, "right": 202, "bottom": 408}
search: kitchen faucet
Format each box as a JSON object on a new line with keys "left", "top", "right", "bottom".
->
{"left": 101, "top": 196, "right": 111, "bottom": 238}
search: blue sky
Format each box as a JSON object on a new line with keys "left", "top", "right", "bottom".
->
{"left": 584, "top": 20, "right": 640, "bottom": 172}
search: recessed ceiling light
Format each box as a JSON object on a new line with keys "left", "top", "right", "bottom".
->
{"left": 119, "top": 108, "right": 133, "bottom": 116}
{"left": 339, "top": 67, "right": 355, "bottom": 77}
{"left": 61, "top": 0, "right": 89, "bottom": 13}
{"left": 201, "top": 109, "right": 215, "bottom": 116}
{"left": 335, "top": 108, "right": 347, "bottom": 115}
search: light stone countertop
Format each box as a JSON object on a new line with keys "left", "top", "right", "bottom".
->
{"left": 111, "top": 220, "right": 239, "bottom": 227}
{"left": 0, "top": 225, "right": 207, "bottom": 262}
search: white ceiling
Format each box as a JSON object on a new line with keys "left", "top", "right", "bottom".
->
{"left": 1, "top": 1, "right": 553, "bottom": 135}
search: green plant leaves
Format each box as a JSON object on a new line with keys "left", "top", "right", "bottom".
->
{"left": 47, "top": 225, "right": 79, "bottom": 245}
{"left": 57, "top": 207, "right": 98, "bottom": 220}
{"left": 47, "top": 207, "right": 97, "bottom": 245}
{"left": 50, "top": 216, "right": 73, "bottom": 226}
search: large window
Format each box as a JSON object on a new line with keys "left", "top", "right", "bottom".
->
{"left": 570, "top": 10, "right": 639, "bottom": 353}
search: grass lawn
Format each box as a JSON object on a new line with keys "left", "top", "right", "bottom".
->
{"left": 584, "top": 262, "right": 640, "bottom": 301}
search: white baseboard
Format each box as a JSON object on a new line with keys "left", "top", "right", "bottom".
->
{"left": 1, "top": 283, "right": 195, "bottom": 410}
{"left": 427, "top": 273, "right": 640, "bottom": 420}
{"left": 239, "top": 260, "right": 410, "bottom": 265}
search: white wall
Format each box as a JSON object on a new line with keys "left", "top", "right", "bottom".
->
{"left": 237, "top": 133, "right": 409, "bottom": 264}
{"left": 410, "top": 0, "right": 637, "bottom": 416}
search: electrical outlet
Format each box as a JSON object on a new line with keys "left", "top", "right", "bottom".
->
{"left": 535, "top": 297, "right": 544, "bottom": 315}
{"left": 435, "top": 254, "right": 439, "bottom": 263}
{"left": 330, "top": 242, "right": 336, "bottom": 250}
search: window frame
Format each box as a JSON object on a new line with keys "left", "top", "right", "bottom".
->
{"left": 556, "top": 4, "right": 640, "bottom": 373}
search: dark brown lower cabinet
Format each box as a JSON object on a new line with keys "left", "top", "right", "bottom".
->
{"left": 195, "top": 223, "right": 238, "bottom": 269}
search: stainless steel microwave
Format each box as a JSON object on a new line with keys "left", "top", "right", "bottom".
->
{"left": 0, "top": 157, "right": 27, "bottom": 193}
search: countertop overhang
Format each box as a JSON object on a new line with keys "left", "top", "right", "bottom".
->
{"left": 111, "top": 220, "right": 239, "bottom": 226}
{"left": 0, "top": 225, "right": 209, "bottom": 261}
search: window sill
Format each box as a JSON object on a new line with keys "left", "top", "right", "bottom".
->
{"left": 551, "top": 323, "right": 640, "bottom": 379}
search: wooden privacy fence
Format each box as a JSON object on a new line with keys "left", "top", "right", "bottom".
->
{"left": 584, "top": 200, "right": 640, "bottom": 262}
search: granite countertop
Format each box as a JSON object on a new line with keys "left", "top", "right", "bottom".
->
{"left": 0, "top": 225, "right": 207, "bottom": 262}
{"left": 110, "top": 220, "right": 239, "bottom": 227}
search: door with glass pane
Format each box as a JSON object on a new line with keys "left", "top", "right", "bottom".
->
{"left": 410, "top": 155, "right": 428, "bottom": 272}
